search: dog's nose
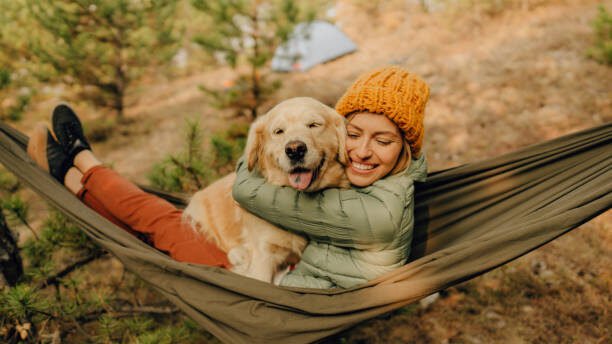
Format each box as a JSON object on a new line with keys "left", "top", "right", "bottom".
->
{"left": 285, "top": 140, "right": 307, "bottom": 162}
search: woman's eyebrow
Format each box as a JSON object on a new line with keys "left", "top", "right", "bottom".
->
{"left": 347, "top": 124, "right": 400, "bottom": 138}
{"left": 372, "top": 131, "right": 400, "bottom": 137}
{"left": 346, "top": 124, "right": 362, "bottom": 131}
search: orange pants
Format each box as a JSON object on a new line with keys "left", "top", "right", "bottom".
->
{"left": 76, "top": 166, "right": 230, "bottom": 269}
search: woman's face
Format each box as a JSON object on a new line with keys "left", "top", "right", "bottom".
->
{"left": 345, "top": 112, "right": 404, "bottom": 187}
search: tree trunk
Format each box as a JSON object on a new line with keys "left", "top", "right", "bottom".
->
{"left": 0, "top": 211, "right": 23, "bottom": 286}
{"left": 250, "top": 10, "right": 260, "bottom": 120}
{"left": 114, "top": 27, "right": 126, "bottom": 121}
{"left": 115, "top": 87, "right": 125, "bottom": 120}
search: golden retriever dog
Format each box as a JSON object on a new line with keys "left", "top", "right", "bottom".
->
{"left": 183, "top": 97, "right": 349, "bottom": 283}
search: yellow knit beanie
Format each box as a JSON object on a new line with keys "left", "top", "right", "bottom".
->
{"left": 335, "top": 66, "right": 430, "bottom": 157}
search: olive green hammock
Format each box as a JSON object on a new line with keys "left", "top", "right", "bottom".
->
{"left": 0, "top": 122, "right": 610, "bottom": 344}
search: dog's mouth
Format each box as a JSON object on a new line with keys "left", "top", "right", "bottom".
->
{"left": 288, "top": 156, "right": 325, "bottom": 191}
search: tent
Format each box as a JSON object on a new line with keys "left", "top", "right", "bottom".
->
{"left": 0, "top": 121, "right": 610, "bottom": 343}
{"left": 271, "top": 21, "right": 357, "bottom": 72}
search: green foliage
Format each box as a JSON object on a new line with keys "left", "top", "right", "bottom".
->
{"left": 0, "top": 168, "right": 36, "bottom": 242}
{"left": 0, "top": 285, "right": 51, "bottom": 322}
{"left": 149, "top": 120, "right": 248, "bottom": 193}
{"left": 4, "top": 94, "right": 31, "bottom": 122}
{"left": 131, "top": 319, "right": 192, "bottom": 344}
{"left": 587, "top": 5, "right": 612, "bottom": 65}
{"left": 0, "top": 68, "right": 32, "bottom": 121}
{"left": 88, "top": 315, "right": 215, "bottom": 344}
{"left": 0, "top": 169, "right": 19, "bottom": 193}
{"left": 0, "top": 69, "right": 10, "bottom": 90}
{"left": 96, "top": 315, "right": 155, "bottom": 343}
{"left": 1, "top": 194, "right": 28, "bottom": 227}
{"left": 0, "top": 285, "right": 48, "bottom": 342}
{"left": 148, "top": 119, "right": 211, "bottom": 192}
{"left": 192, "top": 0, "right": 316, "bottom": 119}
{"left": 25, "top": 0, "right": 181, "bottom": 118}
{"left": 211, "top": 123, "right": 249, "bottom": 167}
{"left": 21, "top": 210, "right": 101, "bottom": 272}
{"left": 0, "top": 1, "right": 34, "bottom": 123}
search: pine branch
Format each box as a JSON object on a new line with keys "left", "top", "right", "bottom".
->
{"left": 76, "top": 305, "right": 181, "bottom": 323}
{"left": 170, "top": 156, "right": 203, "bottom": 190}
{"left": 15, "top": 213, "right": 39, "bottom": 241}
{"left": 37, "top": 251, "right": 108, "bottom": 289}
{"left": 72, "top": 1, "right": 122, "bottom": 47}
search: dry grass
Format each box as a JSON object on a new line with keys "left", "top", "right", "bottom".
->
{"left": 15, "top": 0, "right": 611, "bottom": 342}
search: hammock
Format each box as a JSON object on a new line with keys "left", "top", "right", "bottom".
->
{"left": 0, "top": 121, "right": 610, "bottom": 344}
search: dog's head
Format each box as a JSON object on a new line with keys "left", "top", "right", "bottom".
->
{"left": 245, "top": 97, "right": 350, "bottom": 191}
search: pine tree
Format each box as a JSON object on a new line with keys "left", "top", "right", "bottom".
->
{"left": 192, "top": 0, "right": 316, "bottom": 119}
{"left": 26, "top": 0, "right": 180, "bottom": 119}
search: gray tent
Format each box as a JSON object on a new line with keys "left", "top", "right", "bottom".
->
{"left": 272, "top": 21, "right": 357, "bottom": 72}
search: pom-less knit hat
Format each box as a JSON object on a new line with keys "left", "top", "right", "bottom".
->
{"left": 335, "top": 66, "right": 430, "bottom": 157}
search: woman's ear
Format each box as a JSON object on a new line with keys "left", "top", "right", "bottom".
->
{"left": 334, "top": 115, "right": 349, "bottom": 165}
{"left": 245, "top": 116, "right": 265, "bottom": 171}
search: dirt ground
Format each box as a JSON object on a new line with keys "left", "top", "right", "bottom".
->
{"left": 14, "top": 0, "right": 611, "bottom": 342}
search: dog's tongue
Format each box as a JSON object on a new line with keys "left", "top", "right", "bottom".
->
{"left": 289, "top": 171, "right": 313, "bottom": 190}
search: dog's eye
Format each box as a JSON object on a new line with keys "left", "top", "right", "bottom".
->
{"left": 273, "top": 128, "right": 284, "bottom": 135}
{"left": 308, "top": 122, "right": 322, "bottom": 128}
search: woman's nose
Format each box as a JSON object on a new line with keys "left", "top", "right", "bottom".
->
{"left": 355, "top": 140, "right": 372, "bottom": 159}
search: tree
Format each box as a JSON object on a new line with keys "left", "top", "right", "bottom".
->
{"left": 26, "top": 0, "right": 180, "bottom": 119}
{"left": 192, "top": 0, "right": 316, "bottom": 119}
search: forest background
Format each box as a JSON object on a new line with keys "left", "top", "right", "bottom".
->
{"left": 0, "top": 0, "right": 610, "bottom": 343}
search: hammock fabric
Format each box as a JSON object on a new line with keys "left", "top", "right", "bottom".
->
{"left": 0, "top": 122, "right": 610, "bottom": 344}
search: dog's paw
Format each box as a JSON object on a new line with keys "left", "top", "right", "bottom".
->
{"left": 272, "top": 265, "right": 292, "bottom": 286}
{"left": 228, "top": 246, "right": 250, "bottom": 273}
{"left": 182, "top": 191, "right": 209, "bottom": 234}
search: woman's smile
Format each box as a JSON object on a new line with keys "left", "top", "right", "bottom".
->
{"left": 350, "top": 160, "right": 377, "bottom": 172}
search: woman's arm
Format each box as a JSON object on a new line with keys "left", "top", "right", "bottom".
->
{"left": 232, "top": 157, "right": 423, "bottom": 248}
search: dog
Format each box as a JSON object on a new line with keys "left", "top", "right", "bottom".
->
{"left": 183, "top": 97, "right": 350, "bottom": 284}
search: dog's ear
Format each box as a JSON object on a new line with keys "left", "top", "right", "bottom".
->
{"left": 245, "top": 116, "right": 266, "bottom": 171}
{"left": 333, "top": 113, "right": 349, "bottom": 165}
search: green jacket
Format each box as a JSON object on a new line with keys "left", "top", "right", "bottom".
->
{"left": 232, "top": 155, "right": 428, "bottom": 289}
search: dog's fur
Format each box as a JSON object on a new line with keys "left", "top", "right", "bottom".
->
{"left": 183, "top": 97, "right": 349, "bottom": 283}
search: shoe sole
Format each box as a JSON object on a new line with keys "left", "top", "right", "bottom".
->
{"left": 26, "top": 124, "right": 50, "bottom": 173}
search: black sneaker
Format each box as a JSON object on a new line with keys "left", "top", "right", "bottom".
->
{"left": 27, "top": 124, "right": 73, "bottom": 183}
{"left": 51, "top": 104, "right": 91, "bottom": 159}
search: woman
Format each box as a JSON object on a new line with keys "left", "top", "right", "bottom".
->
{"left": 233, "top": 66, "right": 429, "bottom": 288}
{"left": 27, "top": 66, "right": 429, "bottom": 289}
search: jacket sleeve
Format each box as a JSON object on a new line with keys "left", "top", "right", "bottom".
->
{"left": 232, "top": 158, "right": 414, "bottom": 249}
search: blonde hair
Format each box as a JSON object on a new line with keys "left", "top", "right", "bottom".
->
{"left": 390, "top": 139, "right": 411, "bottom": 175}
